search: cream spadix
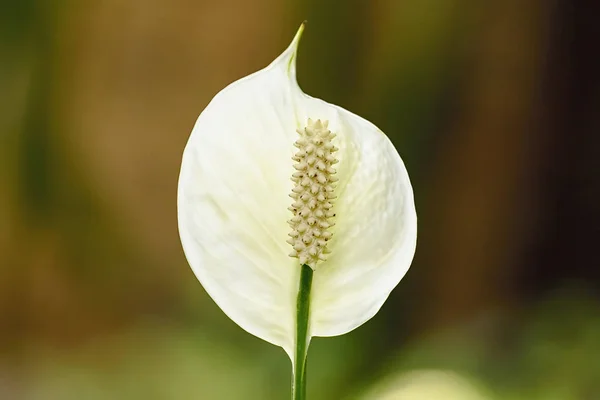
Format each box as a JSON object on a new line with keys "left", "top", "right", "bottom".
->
{"left": 177, "top": 24, "right": 417, "bottom": 361}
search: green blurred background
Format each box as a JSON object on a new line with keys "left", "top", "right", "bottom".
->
{"left": 1, "top": 0, "right": 599, "bottom": 399}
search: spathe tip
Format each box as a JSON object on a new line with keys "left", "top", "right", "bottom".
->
{"left": 272, "top": 22, "right": 307, "bottom": 79}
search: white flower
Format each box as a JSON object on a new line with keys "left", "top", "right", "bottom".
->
{"left": 177, "top": 24, "right": 417, "bottom": 362}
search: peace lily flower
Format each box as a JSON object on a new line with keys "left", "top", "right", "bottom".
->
{"left": 178, "top": 23, "right": 416, "bottom": 399}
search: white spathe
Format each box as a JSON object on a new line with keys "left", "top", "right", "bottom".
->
{"left": 177, "top": 25, "right": 417, "bottom": 361}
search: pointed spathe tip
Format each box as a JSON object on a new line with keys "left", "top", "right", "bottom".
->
{"left": 271, "top": 22, "right": 307, "bottom": 79}
{"left": 288, "top": 21, "right": 306, "bottom": 54}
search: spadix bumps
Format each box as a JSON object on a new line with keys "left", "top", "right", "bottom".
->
{"left": 178, "top": 24, "right": 417, "bottom": 360}
{"left": 287, "top": 118, "right": 338, "bottom": 267}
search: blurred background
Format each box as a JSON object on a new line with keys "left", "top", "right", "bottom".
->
{"left": 1, "top": 0, "right": 599, "bottom": 399}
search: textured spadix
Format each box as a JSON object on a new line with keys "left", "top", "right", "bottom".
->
{"left": 177, "top": 25, "right": 417, "bottom": 360}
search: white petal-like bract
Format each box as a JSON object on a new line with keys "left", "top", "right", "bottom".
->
{"left": 177, "top": 25, "right": 417, "bottom": 359}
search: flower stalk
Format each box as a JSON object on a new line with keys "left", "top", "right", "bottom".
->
{"left": 292, "top": 263, "right": 313, "bottom": 400}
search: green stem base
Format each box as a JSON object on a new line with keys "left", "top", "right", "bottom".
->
{"left": 292, "top": 264, "right": 313, "bottom": 400}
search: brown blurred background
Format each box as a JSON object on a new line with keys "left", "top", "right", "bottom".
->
{"left": 1, "top": 0, "right": 599, "bottom": 399}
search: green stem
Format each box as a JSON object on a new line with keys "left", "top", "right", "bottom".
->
{"left": 292, "top": 264, "right": 313, "bottom": 400}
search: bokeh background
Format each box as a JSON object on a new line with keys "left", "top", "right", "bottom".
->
{"left": 1, "top": 0, "right": 599, "bottom": 399}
